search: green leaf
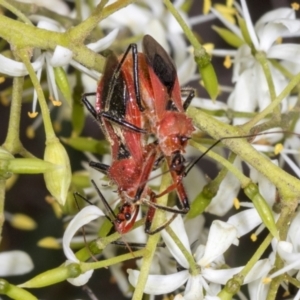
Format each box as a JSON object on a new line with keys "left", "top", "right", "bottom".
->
{"left": 212, "top": 26, "right": 245, "bottom": 48}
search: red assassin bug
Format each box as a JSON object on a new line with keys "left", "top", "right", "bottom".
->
{"left": 82, "top": 42, "right": 185, "bottom": 234}
{"left": 84, "top": 35, "right": 195, "bottom": 214}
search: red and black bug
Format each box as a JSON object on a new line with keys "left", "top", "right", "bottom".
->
{"left": 84, "top": 34, "right": 195, "bottom": 212}
{"left": 82, "top": 36, "right": 190, "bottom": 233}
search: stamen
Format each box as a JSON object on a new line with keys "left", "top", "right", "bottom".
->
{"left": 274, "top": 143, "right": 283, "bottom": 155}
{"left": 38, "top": 237, "right": 61, "bottom": 249}
{"left": 203, "top": 0, "right": 211, "bottom": 14}
{"left": 262, "top": 277, "right": 272, "bottom": 284}
{"left": 250, "top": 233, "right": 257, "bottom": 242}
{"left": 223, "top": 55, "right": 232, "bottom": 68}
{"left": 28, "top": 112, "right": 38, "bottom": 118}
{"left": 233, "top": 198, "right": 240, "bottom": 209}
{"left": 291, "top": 2, "right": 300, "bottom": 10}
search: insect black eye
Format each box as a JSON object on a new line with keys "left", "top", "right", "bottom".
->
{"left": 125, "top": 213, "right": 131, "bottom": 220}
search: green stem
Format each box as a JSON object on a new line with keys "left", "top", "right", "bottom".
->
{"left": 243, "top": 71, "right": 300, "bottom": 130}
{"left": 239, "top": 234, "right": 272, "bottom": 279}
{"left": 0, "top": 0, "right": 33, "bottom": 25}
{"left": 163, "top": 0, "right": 199, "bottom": 50}
{"left": 267, "top": 204, "right": 297, "bottom": 300}
{"left": 188, "top": 107, "right": 300, "bottom": 200}
{"left": 0, "top": 14, "right": 106, "bottom": 72}
{"left": 0, "top": 180, "right": 5, "bottom": 244}
{"left": 81, "top": 249, "right": 145, "bottom": 272}
{"left": 68, "top": 0, "right": 109, "bottom": 42}
{"left": 165, "top": 226, "right": 198, "bottom": 274}
{"left": 189, "top": 140, "right": 250, "bottom": 187}
{"left": 3, "top": 77, "right": 24, "bottom": 154}
{"left": 132, "top": 164, "right": 171, "bottom": 300}
{"left": 17, "top": 48, "right": 56, "bottom": 141}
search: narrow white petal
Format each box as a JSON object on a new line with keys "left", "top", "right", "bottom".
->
{"left": 51, "top": 46, "right": 73, "bottom": 66}
{"left": 203, "top": 266, "right": 242, "bottom": 284}
{"left": 161, "top": 214, "right": 191, "bottom": 269}
{"left": 240, "top": 0, "right": 259, "bottom": 49}
{"left": 63, "top": 206, "right": 104, "bottom": 262}
{"left": 228, "top": 209, "right": 261, "bottom": 237}
{"left": 0, "top": 54, "right": 43, "bottom": 77}
{"left": 45, "top": 54, "right": 59, "bottom": 100}
{"left": 70, "top": 59, "right": 100, "bottom": 81}
{"left": 0, "top": 251, "right": 34, "bottom": 276}
{"left": 184, "top": 275, "right": 203, "bottom": 300}
{"left": 281, "top": 152, "right": 300, "bottom": 177}
{"left": 249, "top": 161, "right": 277, "bottom": 206}
{"left": 177, "top": 52, "right": 196, "bottom": 86}
{"left": 244, "top": 259, "right": 272, "bottom": 283}
{"left": 255, "top": 8, "right": 295, "bottom": 29}
{"left": 37, "top": 19, "right": 61, "bottom": 32}
{"left": 267, "top": 44, "right": 300, "bottom": 62}
{"left": 228, "top": 69, "right": 256, "bottom": 125}
{"left": 127, "top": 269, "right": 189, "bottom": 295}
{"left": 210, "top": 8, "right": 242, "bottom": 39}
{"left": 258, "top": 23, "right": 292, "bottom": 52}
{"left": 87, "top": 29, "right": 119, "bottom": 52}
{"left": 277, "top": 241, "right": 300, "bottom": 265}
{"left": 206, "top": 158, "right": 241, "bottom": 216}
{"left": 198, "top": 221, "right": 237, "bottom": 266}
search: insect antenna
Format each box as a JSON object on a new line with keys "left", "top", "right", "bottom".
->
{"left": 184, "top": 130, "right": 300, "bottom": 176}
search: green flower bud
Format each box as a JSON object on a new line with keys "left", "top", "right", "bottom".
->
{"left": 44, "top": 139, "right": 71, "bottom": 206}
{"left": 8, "top": 158, "right": 55, "bottom": 174}
{"left": 54, "top": 67, "right": 72, "bottom": 107}
{"left": 244, "top": 183, "right": 279, "bottom": 239}
{"left": 0, "top": 279, "right": 37, "bottom": 300}
{"left": 194, "top": 50, "right": 218, "bottom": 100}
{"left": 19, "top": 265, "right": 77, "bottom": 288}
{"left": 187, "top": 185, "right": 216, "bottom": 218}
{"left": 212, "top": 26, "right": 244, "bottom": 48}
{"left": 61, "top": 136, "right": 109, "bottom": 155}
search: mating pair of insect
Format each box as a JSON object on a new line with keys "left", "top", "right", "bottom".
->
{"left": 83, "top": 35, "right": 196, "bottom": 235}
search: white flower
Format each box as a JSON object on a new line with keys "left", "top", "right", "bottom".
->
{"left": 205, "top": 157, "right": 242, "bottom": 216}
{"left": 0, "top": 251, "right": 33, "bottom": 276}
{"left": 63, "top": 205, "right": 105, "bottom": 286}
{"left": 228, "top": 159, "right": 277, "bottom": 238}
{"left": 212, "top": 2, "right": 300, "bottom": 125}
{"left": 128, "top": 214, "right": 267, "bottom": 298}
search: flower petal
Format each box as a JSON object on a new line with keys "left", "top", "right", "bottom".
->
{"left": 127, "top": 269, "right": 189, "bottom": 295}
{"left": 228, "top": 208, "right": 261, "bottom": 237}
{"left": 267, "top": 44, "right": 300, "bottom": 62}
{"left": 161, "top": 214, "right": 192, "bottom": 269}
{"left": 184, "top": 275, "right": 203, "bottom": 300}
{"left": 197, "top": 221, "right": 237, "bottom": 266}
{"left": 63, "top": 206, "right": 105, "bottom": 262}
{"left": 206, "top": 158, "right": 241, "bottom": 216}
{"left": 0, "top": 54, "right": 43, "bottom": 77}
{"left": 0, "top": 251, "right": 33, "bottom": 276}
{"left": 50, "top": 46, "right": 73, "bottom": 67}
{"left": 87, "top": 29, "right": 119, "bottom": 52}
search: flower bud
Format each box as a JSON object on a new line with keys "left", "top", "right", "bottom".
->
{"left": 44, "top": 139, "right": 71, "bottom": 206}
{"left": 194, "top": 51, "right": 218, "bottom": 100}
{"left": 19, "top": 264, "right": 79, "bottom": 288}
{"left": 0, "top": 279, "right": 37, "bottom": 300}
{"left": 61, "top": 136, "right": 109, "bottom": 154}
{"left": 187, "top": 184, "right": 215, "bottom": 218}
{"left": 244, "top": 183, "right": 279, "bottom": 239}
